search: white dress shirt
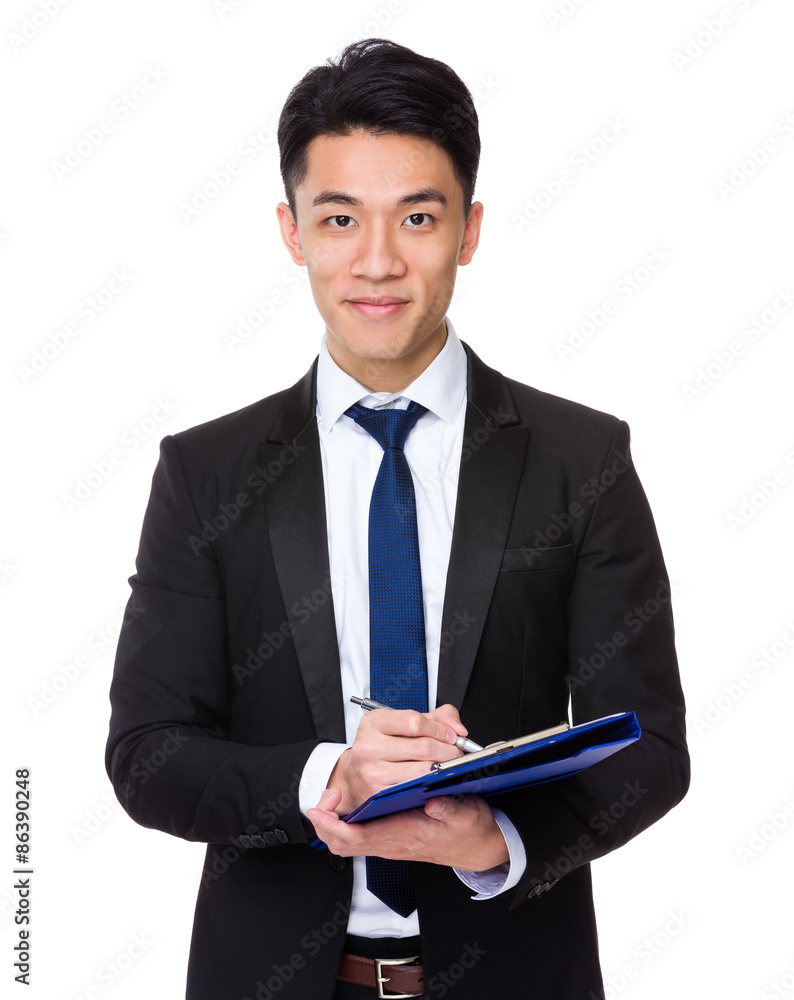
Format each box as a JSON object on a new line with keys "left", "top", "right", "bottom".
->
{"left": 298, "top": 318, "right": 526, "bottom": 938}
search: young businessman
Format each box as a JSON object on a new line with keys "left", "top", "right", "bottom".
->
{"left": 106, "top": 38, "right": 689, "bottom": 1000}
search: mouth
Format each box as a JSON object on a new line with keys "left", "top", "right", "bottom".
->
{"left": 346, "top": 297, "right": 410, "bottom": 319}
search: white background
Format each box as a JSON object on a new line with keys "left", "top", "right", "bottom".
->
{"left": 2, "top": 0, "right": 793, "bottom": 997}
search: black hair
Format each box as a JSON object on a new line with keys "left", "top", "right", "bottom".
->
{"left": 277, "top": 38, "right": 480, "bottom": 217}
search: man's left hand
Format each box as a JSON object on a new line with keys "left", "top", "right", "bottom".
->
{"left": 306, "top": 788, "right": 510, "bottom": 871}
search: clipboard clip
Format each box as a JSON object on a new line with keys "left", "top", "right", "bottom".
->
{"left": 429, "top": 722, "right": 570, "bottom": 773}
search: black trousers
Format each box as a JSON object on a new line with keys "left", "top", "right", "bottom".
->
{"left": 333, "top": 981, "right": 424, "bottom": 1000}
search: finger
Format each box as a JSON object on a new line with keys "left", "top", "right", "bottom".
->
{"left": 360, "top": 707, "right": 460, "bottom": 746}
{"left": 315, "top": 786, "right": 342, "bottom": 812}
{"left": 316, "top": 809, "right": 430, "bottom": 859}
{"left": 306, "top": 809, "right": 371, "bottom": 857}
{"left": 424, "top": 794, "right": 481, "bottom": 824}
{"left": 424, "top": 795, "right": 459, "bottom": 822}
{"left": 306, "top": 792, "right": 350, "bottom": 835}
{"left": 305, "top": 789, "right": 342, "bottom": 826}
{"left": 350, "top": 736, "right": 461, "bottom": 778}
{"left": 427, "top": 704, "right": 468, "bottom": 736}
{"left": 340, "top": 758, "right": 455, "bottom": 804}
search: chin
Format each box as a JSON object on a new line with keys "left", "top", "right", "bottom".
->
{"left": 337, "top": 330, "right": 414, "bottom": 359}
{"left": 351, "top": 344, "right": 413, "bottom": 364}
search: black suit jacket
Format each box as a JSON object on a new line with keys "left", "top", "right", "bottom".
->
{"left": 106, "top": 344, "right": 689, "bottom": 1000}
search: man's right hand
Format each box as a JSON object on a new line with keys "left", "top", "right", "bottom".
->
{"left": 327, "top": 704, "right": 467, "bottom": 816}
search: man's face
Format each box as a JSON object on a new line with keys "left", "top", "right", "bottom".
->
{"left": 277, "top": 131, "right": 482, "bottom": 390}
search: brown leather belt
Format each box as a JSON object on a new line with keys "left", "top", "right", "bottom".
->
{"left": 338, "top": 951, "right": 424, "bottom": 998}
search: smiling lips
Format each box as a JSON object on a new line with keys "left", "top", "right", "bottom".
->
{"left": 347, "top": 296, "right": 409, "bottom": 318}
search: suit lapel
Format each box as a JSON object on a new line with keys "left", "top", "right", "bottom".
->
{"left": 258, "top": 360, "right": 346, "bottom": 743}
{"left": 436, "top": 346, "right": 530, "bottom": 708}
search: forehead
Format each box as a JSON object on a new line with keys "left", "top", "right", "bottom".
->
{"left": 299, "top": 131, "right": 461, "bottom": 204}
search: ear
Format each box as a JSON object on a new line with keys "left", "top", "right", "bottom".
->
{"left": 458, "top": 201, "right": 484, "bottom": 266}
{"left": 277, "top": 202, "right": 306, "bottom": 266}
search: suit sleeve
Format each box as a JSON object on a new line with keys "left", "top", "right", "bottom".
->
{"left": 105, "top": 435, "right": 318, "bottom": 846}
{"left": 497, "top": 419, "right": 690, "bottom": 908}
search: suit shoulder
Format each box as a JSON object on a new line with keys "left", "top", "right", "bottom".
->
{"left": 506, "top": 377, "right": 623, "bottom": 436}
{"left": 166, "top": 350, "right": 317, "bottom": 459}
{"left": 148, "top": 376, "right": 308, "bottom": 497}
{"left": 171, "top": 387, "right": 291, "bottom": 452}
{"left": 464, "top": 341, "right": 623, "bottom": 446}
{"left": 504, "top": 378, "right": 631, "bottom": 479}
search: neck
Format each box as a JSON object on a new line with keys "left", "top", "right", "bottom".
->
{"left": 327, "top": 321, "right": 447, "bottom": 394}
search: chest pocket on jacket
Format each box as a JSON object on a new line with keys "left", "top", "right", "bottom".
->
{"left": 500, "top": 543, "right": 573, "bottom": 572}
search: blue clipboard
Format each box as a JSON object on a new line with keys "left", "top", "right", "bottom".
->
{"left": 342, "top": 711, "right": 640, "bottom": 824}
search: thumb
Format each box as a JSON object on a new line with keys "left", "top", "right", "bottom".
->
{"left": 317, "top": 786, "right": 343, "bottom": 811}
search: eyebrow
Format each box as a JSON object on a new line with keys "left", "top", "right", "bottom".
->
{"left": 311, "top": 187, "right": 448, "bottom": 210}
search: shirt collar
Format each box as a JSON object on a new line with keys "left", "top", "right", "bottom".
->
{"left": 316, "top": 317, "right": 467, "bottom": 430}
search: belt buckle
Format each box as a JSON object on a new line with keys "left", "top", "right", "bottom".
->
{"left": 374, "top": 955, "right": 422, "bottom": 999}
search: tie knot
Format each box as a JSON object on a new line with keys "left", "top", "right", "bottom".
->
{"left": 345, "top": 400, "right": 428, "bottom": 451}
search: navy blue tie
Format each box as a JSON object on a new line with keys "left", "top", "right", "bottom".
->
{"left": 346, "top": 399, "right": 429, "bottom": 917}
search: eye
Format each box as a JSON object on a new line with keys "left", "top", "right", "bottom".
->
{"left": 326, "top": 215, "right": 357, "bottom": 228}
{"left": 403, "top": 213, "right": 433, "bottom": 227}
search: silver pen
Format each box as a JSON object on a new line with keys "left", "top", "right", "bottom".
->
{"left": 351, "top": 695, "right": 483, "bottom": 753}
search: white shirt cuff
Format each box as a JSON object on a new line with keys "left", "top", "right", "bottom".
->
{"left": 298, "top": 742, "right": 349, "bottom": 814}
{"left": 453, "top": 808, "right": 527, "bottom": 899}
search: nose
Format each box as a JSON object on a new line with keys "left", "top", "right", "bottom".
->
{"left": 350, "top": 222, "right": 407, "bottom": 281}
